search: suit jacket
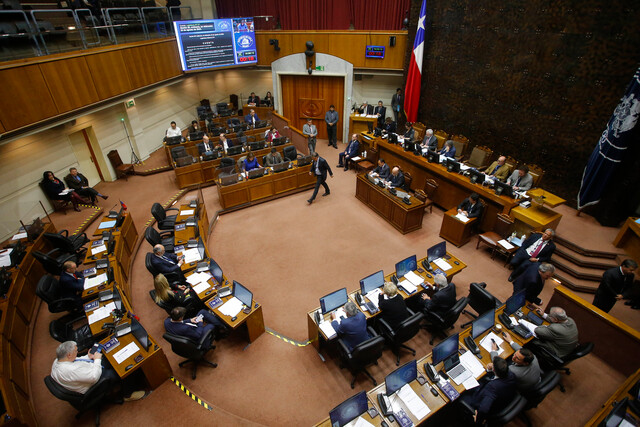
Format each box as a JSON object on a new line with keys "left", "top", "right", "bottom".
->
{"left": 388, "top": 171, "right": 405, "bottom": 188}
{"left": 265, "top": 152, "right": 283, "bottom": 166}
{"left": 517, "top": 234, "right": 556, "bottom": 263}
{"left": 64, "top": 173, "right": 89, "bottom": 191}
{"left": 513, "top": 263, "right": 544, "bottom": 305}
{"left": 467, "top": 371, "right": 518, "bottom": 423}
{"left": 534, "top": 317, "right": 579, "bottom": 358}
{"left": 391, "top": 93, "right": 402, "bottom": 111}
{"left": 244, "top": 113, "right": 260, "bottom": 124}
{"left": 404, "top": 128, "right": 415, "bottom": 141}
{"left": 331, "top": 312, "right": 369, "bottom": 351}
{"left": 440, "top": 145, "right": 457, "bottom": 158}
{"left": 359, "top": 104, "right": 374, "bottom": 115}
{"left": 458, "top": 199, "right": 484, "bottom": 218}
{"left": 507, "top": 170, "right": 533, "bottom": 191}
{"left": 486, "top": 161, "right": 511, "bottom": 181}
{"left": 594, "top": 267, "right": 633, "bottom": 308}
{"left": 374, "top": 106, "right": 386, "bottom": 123}
{"left": 197, "top": 141, "right": 214, "bottom": 154}
{"left": 491, "top": 342, "right": 541, "bottom": 393}
{"left": 384, "top": 121, "right": 397, "bottom": 134}
{"left": 59, "top": 271, "right": 85, "bottom": 299}
{"left": 373, "top": 163, "right": 390, "bottom": 179}
{"left": 42, "top": 179, "right": 68, "bottom": 200}
{"left": 311, "top": 157, "right": 333, "bottom": 179}
{"left": 423, "top": 284, "right": 456, "bottom": 317}
{"left": 378, "top": 294, "right": 410, "bottom": 329}
{"left": 164, "top": 318, "right": 211, "bottom": 342}
{"left": 303, "top": 123, "right": 317, "bottom": 141}
{"left": 422, "top": 135, "right": 438, "bottom": 151}
{"left": 247, "top": 95, "right": 260, "bottom": 105}
{"left": 150, "top": 253, "right": 182, "bottom": 275}
{"left": 345, "top": 139, "right": 360, "bottom": 157}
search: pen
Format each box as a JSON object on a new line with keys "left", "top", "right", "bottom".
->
{"left": 420, "top": 393, "right": 427, "bottom": 402}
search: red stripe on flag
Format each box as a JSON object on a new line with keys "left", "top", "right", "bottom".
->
{"left": 404, "top": 55, "right": 422, "bottom": 123}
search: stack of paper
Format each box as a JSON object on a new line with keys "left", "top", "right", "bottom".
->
{"left": 350, "top": 156, "right": 362, "bottom": 162}
{"left": 219, "top": 297, "right": 243, "bottom": 317}
{"left": 433, "top": 258, "right": 453, "bottom": 271}
{"left": 182, "top": 248, "right": 202, "bottom": 263}
{"left": 353, "top": 418, "right": 375, "bottom": 427}
{"left": 365, "top": 289, "right": 383, "bottom": 308}
{"left": 460, "top": 351, "right": 485, "bottom": 378}
{"left": 192, "top": 282, "right": 210, "bottom": 294}
{"left": 497, "top": 239, "right": 514, "bottom": 250}
{"left": 181, "top": 209, "right": 195, "bottom": 216}
{"left": 84, "top": 273, "right": 108, "bottom": 290}
{"left": 113, "top": 341, "right": 140, "bottom": 364}
{"left": 87, "top": 302, "right": 116, "bottom": 324}
{"left": 404, "top": 271, "right": 424, "bottom": 287}
{"left": 455, "top": 213, "right": 470, "bottom": 223}
{"left": 98, "top": 220, "right": 117, "bottom": 230}
{"left": 518, "top": 319, "right": 538, "bottom": 336}
{"left": 398, "top": 279, "right": 418, "bottom": 294}
{"left": 186, "top": 271, "right": 211, "bottom": 286}
{"left": 398, "top": 384, "right": 431, "bottom": 419}
{"left": 12, "top": 231, "right": 27, "bottom": 240}
{"left": 91, "top": 244, "right": 107, "bottom": 255}
{"left": 480, "top": 332, "right": 505, "bottom": 354}
{"left": 319, "top": 321, "right": 337, "bottom": 339}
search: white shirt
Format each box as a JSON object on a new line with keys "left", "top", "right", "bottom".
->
{"left": 51, "top": 358, "right": 102, "bottom": 394}
{"left": 166, "top": 126, "right": 181, "bottom": 137}
{"left": 526, "top": 238, "right": 547, "bottom": 256}
{"left": 221, "top": 139, "right": 229, "bottom": 150}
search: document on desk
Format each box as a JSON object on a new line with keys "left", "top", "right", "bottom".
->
{"left": 398, "top": 384, "right": 430, "bottom": 419}
{"left": 398, "top": 278, "right": 417, "bottom": 295}
{"left": 182, "top": 248, "right": 202, "bottom": 264}
{"left": 365, "top": 289, "right": 383, "bottom": 308}
{"left": 318, "top": 321, "right": 337, "bottom": 339}
{"left": 87, "top": 302, "right": 116, "bottom": 324}
{"left": 460, "top": 351, "right": 485, "bottom": 378}
{"left": 353, "top": 417, "right": 375, "bottom": 427}
{"left": 180, "top": 209, "right": 195, "bottom": 216}
{"left": 98, "top": 220, "right": 117, "bottom": 230}
{"left": 518, "top": 319, "right": 538, "bottom": 337}
{"left": 462, "top": 377, "right": 480, "bottom": 390}
{"left": 350, "top": 156, "right": 362, "bottom": 162}
{"left": 113, "top": 341, "right": 140, "bottom": 364}
{"left": 480, "top": 332, "right": 505, "bottom": 354}
{"left": 91, "top": 244, "right": 107, "bottom": 255}
{"left": 84, "top": 273, "right": 108, "bottom": 290}
{"left": 454, "top": 213, "right": 470, "bottom": 223}
{"left": 12, "top": 232, "right": 27, "bottom": 240}
{"left": 0, "top": 248, "right": 12, "bottom": 267}
{"left": 433, "top": 258, "right": 453, "bottom": 271}
{"left": 404, "top": 271, "right": 424, "bottom": 287}
{"left": 186, "top": 272, "right": 211, "bottom": 286}
{"left": 497, "top": 239, "right": 514, "bottom": 250}
{"left": 219, "top": 297, "right": 243, "bottom": 317}
{"left": 192, "top": 281, "right": 211, "bottom": 294}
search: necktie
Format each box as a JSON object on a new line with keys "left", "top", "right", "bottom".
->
{"left": 515, "top": 177, "right": 521, "bottom": 186}
{"left": 73, "top": 273, "right": 77, "bottom": 279}
{"left": 492, "top": 165, "right": 500, "bottom": 175}
{"left": 531, "top": 241, "right": 544, "bottom": 257}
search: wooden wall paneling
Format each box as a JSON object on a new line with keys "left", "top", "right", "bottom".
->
{"left": 123, "top": 45, "right": 158, "bottom": 89}
{"left": 363, "top": 34, "right": 407, "bottom": 69}
{"left": 5, "top": 305, "right": 29, "bottom": 358}
{"left": 85, "top": 50, "right": 134, "bottom": 100}
{"left": 151, "top": 41, "right": 184, "bottom": 81}
{"left": 0, "top": 119, "right": 5, "bottom": 133}
{"left": 39, "top": 56, "right": 100, "bottom": 113}
{"left": 328, "top": 34, "right": 367, "bottom": 68}
{"left": 0, "top": 65, "right": 58, "bottom": 131}
{"left": 7, "top": 345, "right": 27, "bottom": 398}
{"left": 257, "top": 33, "right": 294, "bottom": 66}
{"left": 1, "top": 339, "right": 20, "bottom": 421}
{"left": 12, "top": 382, "right": 36, "bottom": 427}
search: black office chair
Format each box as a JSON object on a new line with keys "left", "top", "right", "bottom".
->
{"left": 151, "top": 202, "right": 178, "bottom": 230}
{"left": 144, "top": 227, "right": 174, "bottom": 253}
{"left": 36, "top": 274, "right": 83, "bottom": 313}
{"left": 44, "top": 230, "right": 89, "bottom": 259}
{"left": 219, "top": 157, "right": 235, "bottom": 168}
{"left": 379, "top": 310, "right": 424, "bottom": 366}
{"left": 461, "top": 282, "right": 502, "bottom": 328}
{"left": 521, "top": 370, "right": 561, "bottom": 413}
{"left": 163, "top": 329, "right": 217, "bottom": 380}
{"left": 227, "top": 117, "right": 241, "bottom": 127}
{"left": 32, "top": 249, "right": 78, "bottom": 276}
{"left": 283, "top": 145, "right": 297, "bottom": 162}
{"left": 529, "top": 342, "right": 593, "bottom": 392}
{"left": 49, "top": 312, "right": 94, "bottom": 353}
{"left": 44, "top": 375, "right": 112, "bottom": 426}
{"left": 459, "top": 390, "right": 528, "bottom": 426}
{"left": 422, "top": 297, "right": 469, "bottom": 345}
{"left": 145, "top": 252, "right": 185, "bottom": 282}
{"left": 171, "top": 146, "right": 189, "bottom": 161}
{"left": 337, "top": 327, "right": 385, "bottom": 389}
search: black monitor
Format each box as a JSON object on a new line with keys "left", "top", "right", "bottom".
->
{"left": 272, "top": 137, "right": 285, "bottom": 146}
{"left": 367, "top": 121, "right": 374, "bottom": 133}
{"left": 220, "top": 173, "right": 240, "bottom": 186}
{"left": 444, "top": 157, "right": 461, "bottom": 173}
{"left": 472, "top": 308, "right": 495, "bottom": 339}
{"left": 389, "top": 133, "right": 398, "bottom": 144}
{"left": 297, "top": 155, "right": 312, "bottom": 167}
{"left": 232, "top": 280, "right": 253, "bottom": 308}
{"left": 202, "top": 150, "right": 219, "bottom": 161}
{"left": 249, "top": 141, "right": 264, "bottom": 151}
{"left": 112, "top": 286, "right": 123, "bottom": 311}
{"left": 226, "top": 145, "right": 243, "bottom": 156}
{"left": 115, "top": 209, "right": 125, "bottom": 227}
{"left": 209, "top": 258, "right": 223, "bottom": 286}
{"left": 165, "top": 135, "right": 182, "bottom": 145}
{"left": 189, "top": 131, "right": 204, "bottom": 140}
{"left": 505, "top": 290, "right": 526, "bottom": 315}
{"left": 320, "top": 287, "right": 348, "bottom": 314}
{"left": 426, "top": 149, "right": 439, "bottom": 163}
{"left": 601, "top": 397, "right": 634, "bottom": 427}
{"left": 385, "top": 360, "right": 417, "bottom": 396}
{"left": 432, "top": 333, "right": 460, "bottom": 366}
{"left": 395, "top": 255, "right": 417, "bottom": 278}
{"left": 196, "top": 240, "right": 206, "bottom": 261}
{"left": 107, "top": 266, "right": 115, "bottom": 283}
{"left": 248, "top": 167, "right": 266, "bottom": 179}
{"left": 468, "top": 169, "right": 485, "bottom": 184}
{"left": 130, "top": 317, "right": 151, "bottom": 351}
{"left": 404, "top": 140, "right": 417, "bottom": 153}
{"left": 427, "top": 241, "right": 447, "bottom": 263}
{"left": 329, "top": 391, "right": 368, "bottom": 427}
{"left": 272, "top": 161, "right": 290, "bottom": 173}
{"left": 360, "top": 270, "right": 385, "bottom": 295}
{"left": 494, "top": 179, "right": 514, "bottom": 198}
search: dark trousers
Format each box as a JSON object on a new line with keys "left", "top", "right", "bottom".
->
{"left": 338, "top": 152, "right": 352, "bottom": 169}
{"left": 510, "top": 250, "right": 531, "bottom": 278}
{"left": 592, "top": 292, "right": 616, "bottom": 313}
{"left": 76, "top": 187, "right": 100, "bottom": 202}
{"left": 310, "top": 174, "right": 329, "bottom": 201}
{"left": 327, "top": 125, "right": 337, "bottom": 147}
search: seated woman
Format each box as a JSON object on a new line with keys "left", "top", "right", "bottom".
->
{"left": 243, "top": 152, "right": 261, "bottom": 172}
{"left": 440, "top": 140, "right": 457, "bottom": 158}
{"left": 403, "top": 122, "right": 415, "bottom": 141}
{"left": 153, "top": 274, "right": 199, "bottom": 316}
{"left": 263, "top": 91, "right": 274, "bottom": 107}
{"left": 265, "top": 126, "right": 281, "bottom": 143}
{"left": 41, "top": 171, "right": 86, "bottom": 212}
{"left": 377, "top": 281, "right": 410, "bottom": 329}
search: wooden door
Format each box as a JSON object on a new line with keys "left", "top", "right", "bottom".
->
{"left": 280, "top": 75, "right": 344, "bottom": 141}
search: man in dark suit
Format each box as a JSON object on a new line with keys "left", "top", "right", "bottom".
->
{"left": 64, "top": 167, "right": 108, "bottom": 205}
{"left": 457, "top": 193, "right": 484, "bottom": 219}
{"left": 421, "top": 129, "right": 437, "bottom": 151}
{"left": 337, "top": 134, "right": 360, "bottom": 171}
{"left": 331, "top": 301, "right": 369, "bottom": 351}
{"left": 391, "top": 88, "right": 403, "bottom": 122}
{"left": 593, "top": 259, "right": 638, "bottom": 312}
{"left": 164, "top": 306, "right": 225, "bottom": 345}
{"left": 247, "top": 92, "right": 260, "bottom": 105}
{"left": 374, "top": 101, "right": 386, "bottom": 127}
{"left": 307, "top": 152, "right": 333, "bottom": 204}
{"left": 359, "top": 101, "right": 374, "bottom": 115}
{"left": 383, "top": 117, "right": 396, "bottom": 135}
{"left": 244, "top": 109, "right": 260, "bottom": 127}
{"left": 371, "top": 159, "right": 390, "bottom": 180}
{"left": 387, "top": 167, "right": 405, "bottom": 188}
{"left": 59, "top": 261, "right": 85, "bottom": 304}
{"left": 421, "top": 274, "right": 456, "bottom": 317}
{"left": 150, "top": 244, "right": 184, "bottom": 277}
{"left": 264, "top": 148, "right": 284, "bottom": 166}
{"left": 197, "top": 135, "right": 214, "bottom": 154}
{"left": 377, "top": 282, "right": 410, "bottom": 329}
{"left": 509, "top": 229, "right": 556, "bottom": 282}
{"left": 513, "top": 262, "right": 555, "bottom": 305}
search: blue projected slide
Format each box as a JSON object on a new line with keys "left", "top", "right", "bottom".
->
{"left": 173, "top": 18, "right": 257, "bottom": 71}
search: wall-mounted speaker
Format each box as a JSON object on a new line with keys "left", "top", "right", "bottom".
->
{"left": 389, "top": 36, "right": 396, "bottom": 47}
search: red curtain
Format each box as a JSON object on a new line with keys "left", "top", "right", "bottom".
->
{"left": 214, "top": 0, "right": 408, "bottom": 30}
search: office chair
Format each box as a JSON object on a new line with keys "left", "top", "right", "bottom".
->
{"left": 227, "top": 118, "right": 241, "bottom": 127}
{"left": 39, "top": 181, "right": 72, "bottom": 213}
{"left": 461, "top": 282, "right": 502, "bottom": 328}
{"left": 460, "top": 391, "right": 528, "bottom": 426}
{"left": 44, "top": 375, "right": 112, "bottom": 426}
{"left": 521, "top": 370, "right": 561, "bottom": 421}
{"left": 32, "top": 249, "right": 78, "bottom": 276}
{"left": 145, "top": 253, "right": 184, "bottom": 283}
{"left": 282, "top": 145, "right": 297, "bottom": 162}
{"left": 149, "top": 289, "right": 174, "bottom": 315}
{"left": 529, "top": 342, "right": 593, "bottom": 392}
{"left": 49, "top": 312, "right": 94, "bottom": 353}
{"left": 43, "top": 230, "right": 89, "bottom": 259}
{"left": 337, "top": 327, "right": 385, "bottom": 389}
{"left": 143, "top": 227, "right": 174, "bottom": 253}
{"left": 36, "top": 274, "right": 83, "bottom": 313}
{"left": 422, "top": 297, "right": 469, "bottom": 345}
{"left": 171, "top": 146, "right": 189, "bottom": 161}
{"left": 151, "top": 202, "right": 178, "bottom": 231}
{"left": 219, "top": 157, "right": 235, "bottom": 168}
{"left": 379, "top": 311, "right": 424, "bottom": 366}
{"left": 163, "top": 329, "right": 217, "bottom": 380}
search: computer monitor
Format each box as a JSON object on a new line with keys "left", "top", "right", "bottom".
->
{"left": 505, "top": 289, "right": 526, "bottom": 315}
{"left": 248, "top": 167, "right": 266, "bottom": 179}
{"left": 130, "top": 317, "right": 151, "bottom": 351}
{"left": 404, "top": 140, "right": 417, "bottom": 153}
{"left": 220, "top": 173, "right": 240, "bottom": 186}
{"left": 385, "top": 360, "right": 417, "bottom": 396}
{"left": 319, "top": 288, "right": 348, "bottom": 314}
{"left": 427, "top": 241, "right": 447, "bottom": 263}
{"left": 360, "top": 270, "right": 385, "bottom": 294}
{"left": 249, "top": 141, "right": 264, "bottom": 151}
{"left": 432, "top": 333, "right": 460, "bottom": 366}
{"left": 202, "top": 150, "right": 219, "bottom": 161}
{"left": 601, "top": 397, "right": 634, "bottom": 427}
{"left": 297, "top": 155, "right": 312, "bottom": 167}
{"left": 395, "top": 255, "right": 417, "bottom": 278}
{"left": 444, "top": 157, "right": 461, "bottom": 173}
{"left": 272, "top": 161, "right": 290, "bottom": 172}
{"left": 494, "top": 179, "right": 514, "bottom": 198}
{"left": 112, "top": 286, "right": 123, "bottom": 311}
{"left": 232, "top": 280, "right": 253, "bottom": 308}
{"left": 272, "top": 137, "right": 285, "bottom": 146}
{"left": 189, "top": 131, "right": 204, "bottom": 140}
{"left": 471, "top": 308, "right": 495, "bottom": 339}
{"left": 389, "top": 133, "right": 398, "bottom": 144}
{"left": 329, "top": 391, "right": 368, "bottom": 427}
{"left": 226, "top": 145, "right": 243, "bottom": 156}
{"left": 209, "top": 258, "right": 223, "bottom": 285}
{"left": 107, "top": 266, "right": 115, "bottom": 283}
{"left": 165, "top": 135, "right": 181, "bottom": 145}
{"left": 426, "top": 149, "right": 440, "bottom": 163}
{"left": 115, "top": 208, "right": 125, "bottom": 227}
{"left": 468, "top": 169, "right": 485, "bottom": 184}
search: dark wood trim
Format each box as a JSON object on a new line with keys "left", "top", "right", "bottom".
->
{"left": 554, "top": 235, "right": 620, "bottom": 259}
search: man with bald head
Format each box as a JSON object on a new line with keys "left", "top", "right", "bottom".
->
{"left": 150, "top": 244, "right": 184, "bottom": 277}
{"left": 485, "top": 156, "right": 510, "bottom": 181}
{"left": 387, "top": 166, "right": 405, "bottom": 188}
{"left": 59, "top": 261, "right": 85, "bottom": 305}
{"left": 337, "top": 134, "right": 360, "bottom": 171}
{"left": 532, "top": 306, "right": 579, "bottom": 358}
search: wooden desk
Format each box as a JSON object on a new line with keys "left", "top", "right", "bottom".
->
{"left": 439, "top": 207, "right": 478, "bottom": 247}
{"left": 526, "top": 188, "right": 566, "bottom": 208}
{"left": 174, "top": 226, "right": 196, "bottom": 246}
{"left": 83, "top": 239, "right": 109, "bottom": 264}
{"left": 355, "top": 173, "right": 425, "bottom": 234}
{"left": 349, "top": 113, "right": 378, "bottom": 135}
{"left": 210, "top": 294, "right": 265, "bottom": 343}
{"left": 585, "top": 367, "right": 640, "bottom": 426}
{"left": 314, "top": 396, "right": 384, "bottom": 427}
{"left": 242, "top": 104, "right": 274, "bottom": 121}
{"left": 510, "top": 204, "right": 562, "bottom": 235}
{"left": 613, "top": 217, "right": 640, "bottom": 263}
{"left": 81, "top": 260, "right": 112, "bottom": 300}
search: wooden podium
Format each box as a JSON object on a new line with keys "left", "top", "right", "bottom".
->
{"left": 439, "top": 207, "right": 478, "bottom": 247}
{"left": 349, "top": 113, "right": 378, "bottom": 135}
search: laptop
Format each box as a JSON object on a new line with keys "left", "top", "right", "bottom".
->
{"left": 220, "top": 173, "right": 240, "bottom": 186}
{"left": 248, "top": 167, "right": 267, "bottom": 179}
{"left": 272, "top": 161, "right": 290, "bottom": 173}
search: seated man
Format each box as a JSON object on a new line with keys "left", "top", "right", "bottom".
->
{"left": 377, "top": 282, "right": 410, "bottom": 329}
{"left": 197, "top": 135, "right": 215, "bottom": 154}
{"left": 359, "top": 101, "right": 373, "bottom": 115}
{"left": 513, "top": 262, "right": 555, "bottom": 306}
{"left": 150, "top": 244, "right": 185, "bottom": 277}
{"left": 531, "top": 306, "right": 579, "bottom": 358}
{"left": 164, "top": 306, "right": 226, "bottom": 344}
{"left": 64, "top": 167, "right": 108, "bottom": 205}
{"left": 421, "top": 273, "right": 456, "bottom": 317}
{"left": 387, "top": 167, "right": 405, "bottom": 188}
{"left": 491, "top": 332, "right": 542, "bottom": 393}
{"left": 165, "top": 121, "right": 181, "bottom": 140}
{"left": 337, "top": 134, "right": 360, "bottom": 171}
{"left": 59, "top": 261, "right": 85, "bottom": 305}
{"left": 264, "top": 148, "right": 284, "bottom": 166}
{"left": 421, "top": 129, "right": 437, "bottom": 151}
{"left": 244, "top": 109, "right": 260, "bottom": 127}
{"left": 331, "top": 301, "right": 369, "bottom": 351}
{"left": 247, "top": 92, "right": 260, "bottom": 106}
{"left": 506, "top": 165, "right": 533, "bottom": 191}
{"left": 440, "top": 140, "right": 456, "bottom": 158}
{"left": 509, "top": 229, "right": 556, "bottom": 282}
{"left": 382, "top": 117, "right": 396, "bottom": 135}
{"left": 51, "top": 341, "right": 146, "bottom": 401}
{"left": 217, "top": 133, "right": 232, "bottom": 152}
{"left": 457, "top": 192, "right": 483, "bottom": 219}
{"left": 370, "top": 159, "right": 390, "bottom": 180}
{"left": 485, "top": 155, "right": 510, "bottom": 181}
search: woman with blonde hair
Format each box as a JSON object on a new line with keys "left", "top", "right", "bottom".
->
{"left": 153, "top": 274, "right": 197, "bottom": 314}
{"left": 378, "top": 281, "right": 410, "bottom": 328}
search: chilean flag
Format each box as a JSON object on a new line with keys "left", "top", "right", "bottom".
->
{"left": 404, "top": 0, "right": 427, "bottom": 123}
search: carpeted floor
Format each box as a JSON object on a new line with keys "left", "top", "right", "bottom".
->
{"left": 29, "top": 142, "right": 637, "bottom": 426}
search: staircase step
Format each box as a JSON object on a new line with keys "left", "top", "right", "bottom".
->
{"left": 554, "top": 235, "right": 625, "bottom": 259}
{"left": 551, "top": 255, "right": 608, "bottom": 282}
{"left": 553, "top": 246, "right": 619, "bottom": 270}
{"left": 553, "top": 272, "right": 600, "bottom": 293}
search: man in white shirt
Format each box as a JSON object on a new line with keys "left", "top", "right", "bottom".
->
{"left": 217, "top": 133, "right": 231, "bottom": 152}
{"left": 165, "top": 121, "right": 181, "bottom": 138}
{"left": 509, "top": 229, "right": 556, "bottom": 282}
